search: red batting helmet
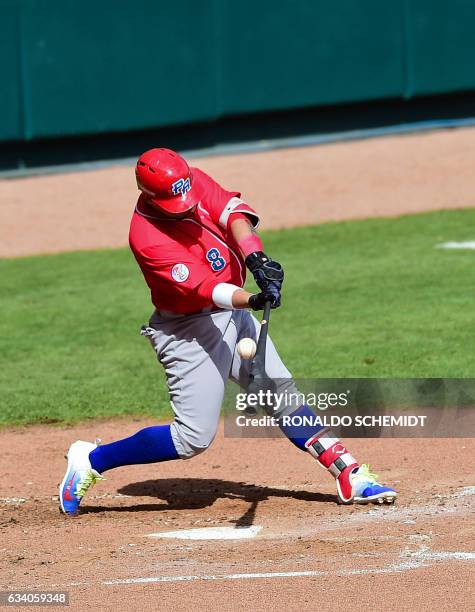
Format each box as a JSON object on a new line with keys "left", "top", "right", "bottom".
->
{"left": 135, "top": 148, "right": 202, "bottom": 214}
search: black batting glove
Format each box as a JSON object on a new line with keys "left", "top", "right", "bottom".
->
{"left": 248, "top": 289, "right": 281, "bottom": 311}
{"left": 245, "top": 251, "right": 284, "bottom": 294}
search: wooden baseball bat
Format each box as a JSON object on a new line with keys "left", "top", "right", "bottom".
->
{"left": 245, "top": 301, "right": 272, "bottom": 415}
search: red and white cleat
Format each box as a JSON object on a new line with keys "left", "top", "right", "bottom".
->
{"left": 305, "top": 430, "right": 397, "bottom": 505}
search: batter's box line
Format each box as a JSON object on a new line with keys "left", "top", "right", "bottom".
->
{"left": 8, "top": 543, "right": 475, "bottom": 591}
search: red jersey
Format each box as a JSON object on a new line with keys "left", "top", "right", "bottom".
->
{"left": 129, "top": 167, "right": 259, "bottom": 315}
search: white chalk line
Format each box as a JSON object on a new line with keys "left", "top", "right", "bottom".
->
{"left": 0, "top": 497, "right": 27, "bottom": 505}
{"left": 437, "top": 241, "right": 475, "bottom": 249}
{"left": 103, "top": 571, "right": 327, "bottom": 585}
{"left": 32, "top": 547, "right": 473, "bottom": 588}
{"left": 9, "top": 543, "right": 474, "bottom": 591}
{"left": 100, "top": 546, "right": 474, "bottom": 585}
{"left": 450, "top": 485, "right": 475, "bottom": 497}
{"left": 0, "top": 493, "right": 133, "bottom": 506}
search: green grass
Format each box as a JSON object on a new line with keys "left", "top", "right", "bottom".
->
{"left": 1, "top": 209, "right": 474, "bottom": 426}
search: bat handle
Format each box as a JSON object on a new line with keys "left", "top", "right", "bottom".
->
{"left": 263, "top": 299, "right": 272, "bottom": 322}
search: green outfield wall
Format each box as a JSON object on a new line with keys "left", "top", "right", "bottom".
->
{"left": 1, "top": 0, "right": 474, "bottom": 143}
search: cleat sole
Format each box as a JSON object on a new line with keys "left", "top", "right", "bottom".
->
{"left": 352, "top": 492, "right": 398, "bottom": 505}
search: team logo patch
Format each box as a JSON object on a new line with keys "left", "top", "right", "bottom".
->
{"left": 171, "top": 177, "right": 191, "bottom": 197}
{"left": 171, "top": 263, "right": 190, "bottom": 283}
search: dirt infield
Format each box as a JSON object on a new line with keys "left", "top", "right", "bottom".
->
{"left": 1, "top": 126, "right": 475, "bottom": 257}
{"left": 0, "top": 421, "right": 473, "bottom": 611}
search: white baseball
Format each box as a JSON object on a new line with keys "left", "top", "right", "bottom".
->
{"left": 237, "top": 337, "right": 257, "bottom": 360}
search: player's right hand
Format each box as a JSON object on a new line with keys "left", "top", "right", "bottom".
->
{"left": 245, "top": 251, "right": 284, "bottom": 294}
{"left": 248, "top": 288, "right": 281, "bottom": 310}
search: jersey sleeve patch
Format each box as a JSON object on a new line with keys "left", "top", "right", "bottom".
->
{"left": 219, "top": 197, "right": 260, "bottom": 229}
{"left": 171, "top": 263, "right": 190, "bottom": 283}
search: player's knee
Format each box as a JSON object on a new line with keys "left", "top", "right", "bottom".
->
{"left": 171, "top": 422, "right": 217, "bottom": 460}
{"left": 180, "top": 441, "right": 212, "bottom": 460}
{"left": 271, "top": 379, "right": 301, "bottom": 418}
{"left": 178, "top": 436, "right": 215, "bottom": 460}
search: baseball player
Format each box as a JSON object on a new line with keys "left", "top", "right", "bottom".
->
{"left": 59, "top": 148, "right": 397, "bottom": 515}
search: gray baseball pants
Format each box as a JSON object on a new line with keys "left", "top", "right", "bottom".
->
{"left": 141, "top": 308, "right": 297, "bottom": 459}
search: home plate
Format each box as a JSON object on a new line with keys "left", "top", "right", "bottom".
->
{"left": 147, "top": 526, "right": 262, "bottom": 540}
{"left": 436, "top": 241, "right": 475, "bottom": 249}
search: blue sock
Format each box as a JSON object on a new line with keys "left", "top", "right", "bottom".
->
{"left": 279, "top": 404, "right": 325, "bottom": 451}
{"left": 89, "top": 425, "right": 179, "bottom": 473}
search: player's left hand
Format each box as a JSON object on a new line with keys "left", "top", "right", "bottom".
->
{"left": 249, "top": 288, "right": 281, "bottom": 310}
{"left": 245, "top": 251, "right": 284, "bottom": 294}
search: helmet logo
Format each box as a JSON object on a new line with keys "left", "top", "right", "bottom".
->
{"left": 171, "top": 177, "right": 191, "bottom": 197}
